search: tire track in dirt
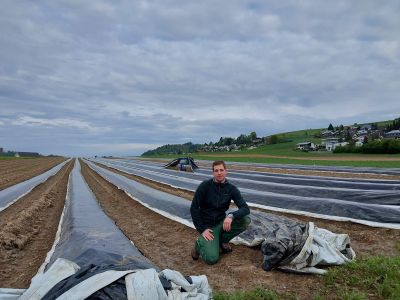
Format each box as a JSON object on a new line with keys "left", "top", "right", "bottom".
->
{"left": 0, "top": 159, "right": 74, "bottom": 288}
{"left": 80, "top": 160, "right": 324, "bottom": 298}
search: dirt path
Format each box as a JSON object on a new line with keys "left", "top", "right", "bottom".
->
{"left": 81, "top": 161, "right": 400, "bottom": 298}
{"left": 0, "top": 157, "right": 66, "bottom": 191}
{"left": 0, "top": 160, "right": 73, "bottom": 288}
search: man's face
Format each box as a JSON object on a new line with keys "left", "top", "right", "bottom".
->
{"left": 213, "top": 164, "right": 227, "bottom": 183}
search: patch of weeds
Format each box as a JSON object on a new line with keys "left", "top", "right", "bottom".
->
{"left": 323, "top": 256, "right": 400, "bottom": 300}
{"left": 395, "top": 240, "right": 400, "bottom": 253}
{"left": 213, "top": 287, "right": 285, "bottom": 300}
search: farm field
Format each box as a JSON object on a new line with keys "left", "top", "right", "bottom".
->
{"left": 0, "top": 157, "right": 66, "bottom": 191}
{"left": 0, "top": 159, "right": 73, "bottom": 287}
{"left": 142, "top": 131, "right": 400, "bottom": 168}
{"left": 0, "top": 157, "right": 399, "bottom": 299}
{"left": 158, "top": 152, "right": 400, "bottom": 168}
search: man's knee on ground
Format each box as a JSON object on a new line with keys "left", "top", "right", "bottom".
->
{"left": 236, "top": 215, "right": 251, "bottom": 228}
{"left": 243, "top": 215, "right": 251, "bottom": 227}
{"left": 203, "top": 254, "right": 219, "bottom": 265}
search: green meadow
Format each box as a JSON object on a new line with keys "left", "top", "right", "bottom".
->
{"left": 145, "top": 128, "right": 400, "bottom": 168}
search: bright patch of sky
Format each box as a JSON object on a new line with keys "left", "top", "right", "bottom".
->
{"left": 0, "top": 1, "right": 399, "bottom": 156}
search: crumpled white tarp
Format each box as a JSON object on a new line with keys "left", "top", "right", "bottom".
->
{"left": 0, "top": 258, "right": 212, "bottom": 300}
{"left": 233, "top": 212, "right": 355, "bottom": 275}
{"left": 278, "top": 222, "right": 355, "bottom": 274}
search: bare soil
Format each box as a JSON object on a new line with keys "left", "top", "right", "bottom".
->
{"left": 0, "top": 160, "right": 73, "bottom": 288}
{"left": 0, "top": 157, "right": 398, "bottom": 298}
{"left": 82, "top": 161, "right": 400, "bottom": 298}
{"left": 92, "top": 162, "right": 400, "bottom": 259}
{"left": 0, "top": 157, "right": 66, "bottom": 191}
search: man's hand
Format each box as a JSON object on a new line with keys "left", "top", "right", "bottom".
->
{"left": 202, "top": 228, "right": 214, "bottom": 241}
{"left": 223, "top": 216, "right": 233, "bottom": 232}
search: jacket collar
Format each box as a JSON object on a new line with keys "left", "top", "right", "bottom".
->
{"left": 212, "top": 178, "right": 228, "bottom": 185}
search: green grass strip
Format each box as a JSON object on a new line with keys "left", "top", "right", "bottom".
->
{"left": 323, "top": 256, "right": 400, "bottom": 300}
{"left": 213, "top": 288, "right": 297, "bottom": 300}
{"left": 192, "top": 155, "right": 400, "bottom": 168}
{"left": 213, "top": 256, "right": 400, "bottom": 300}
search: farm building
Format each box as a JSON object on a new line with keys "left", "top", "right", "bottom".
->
{"left": 385, "top": 129, "right": 400, "bottom": 138}
{"left": 296, "top": 142, "right": 316, "bottom": 151}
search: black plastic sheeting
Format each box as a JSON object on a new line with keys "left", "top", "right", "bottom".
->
{"left": 40, "top": 159, "right": 161, "bottom": 299}
{"left": 128, "top": 157, "right": 400, "bottom": 176}
{"left": 43, "top": 257, "right": 173, "bottom": 300}
{"left": 242, "top": 212, "right": 309, "bottom": 271}
{"left": 108, "top": 158, "right": 400, "bottom": 187}
{"left": 90, "top": 158, "right": 400, "bottom": 226}
{"left": 85, "top": 160, "right": 194, "bottom": 224}
{"left": 212, "top": 159, "right": 400, "bottom": 176}
{"left": 84, "top": 160, "right": 353, "bottom": 272}
{"left": 47, "top": 159, "right": 157, "bottom": 270}
{"left": 108, "top": 159, "right": 400, "bottom": 205}
{"left": 0, "top": 159, "right": 70, "bottom": 211}
{"left": 164, "top": 157, "right": 199, "bottom": 170}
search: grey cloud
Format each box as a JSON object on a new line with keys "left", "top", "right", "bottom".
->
{"left": 0, "top": 1, "right": 399, "bottom": 156}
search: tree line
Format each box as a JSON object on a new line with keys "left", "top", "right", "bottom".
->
{"left": 141, "top": 142, "right": 202, "bottom": 156}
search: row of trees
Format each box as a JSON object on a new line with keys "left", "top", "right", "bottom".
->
{"left": 141, "top": 142, "right": 202, "bottom": 156}
{"left": 334, "top": 139, "right": 400, "bottom": 154}
{"left": 327, "top": 123, "right": 379, "bottom": 131}
{"left": 386, "top": 118, "right": 400, "bottom": 132}
{"left": 141, "top": 129, "right": 292, "bottom": 156}
{"left": 210, "top": 132, "right": 258, "bottom": 147}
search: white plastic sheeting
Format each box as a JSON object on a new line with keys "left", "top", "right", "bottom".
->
{"left": 85, "top": 160, "right": 356, "bottom": 274}
{"left": 90, "top": 158, "right": 400, "bottom": 228}
{"left": 0, "top": 159, "right": 211, "bottom": 299}
{"left": 232, "top": 214, "right": 355, "bottom": 274}
{"left": 2, "top": 258, "right": 211, "bottom": 300}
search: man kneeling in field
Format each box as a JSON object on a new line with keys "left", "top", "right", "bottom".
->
{"left": 190, "top": 160, "right": 250, "bottom": 264}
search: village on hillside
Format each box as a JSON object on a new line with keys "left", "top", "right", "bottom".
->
{"left": 142, "top": 118, "right": 400, "bottom": 156}
{"left": 296, "top": 122, "right": 400, "bottom": 152}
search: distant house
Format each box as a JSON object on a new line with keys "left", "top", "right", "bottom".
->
{"left": 321, "top": 138, "right": 340, "bottom": 145}
{"left": 354, "top": 136, "right": 366, "bottom": 147}
{"left": 385, "top": 130, "right": 400, "bottom": 138}
{"left": 321, "top": 138, "right": 344, "bottom": 151}
{"left": 321, "top": 130, "right": 334, "bottom": 137}
{"left": 0, "top": 147, "right": 3, "bottom": 153}
{"left": 326, "top": 142, "right": 349, "bottom": 151}
{"left": 296, "top": 142, "right": 316, "bottom": 151}
{"left": 360, "top": 124, "right": 372, "bottom": 131}
{"left": 356, "top": 129, "right": 369, "bottom": 136}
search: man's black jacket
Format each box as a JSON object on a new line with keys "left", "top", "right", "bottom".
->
{"left": 190, "top": 178, "right": 250, "bottom": 233}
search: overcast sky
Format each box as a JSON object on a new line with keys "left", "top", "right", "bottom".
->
{"left": 1, "top": 1, "right": 399, "bottom": 156}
